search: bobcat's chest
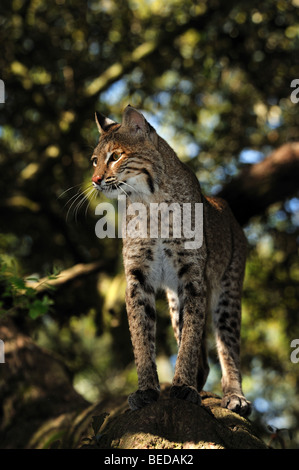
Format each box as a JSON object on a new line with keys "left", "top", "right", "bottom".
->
{"left": 148, "top": 241, "right": 179, "bottom": 293}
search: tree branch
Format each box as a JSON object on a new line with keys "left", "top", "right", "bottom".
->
{"left": 217, "top": 142, "right": 299, "bottom": 226}
{"left": 25, "top": 261, "right": 103, "bottom": 293}
{"left": 0, "top": 317, "right": 267, "bottom": 449}
{"left": 84, "top": 41, "right": 157, "bottom": 97}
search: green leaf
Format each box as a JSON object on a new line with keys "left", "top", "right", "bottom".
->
{"left": 28, "top": 296, "right": 52, "bottom": 319}
{"left": 11, "top": 277, "right": 26, "bottom": 290}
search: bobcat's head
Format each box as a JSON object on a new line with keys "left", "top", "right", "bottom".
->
{"left": 91, "top": 106, "right": 161, "bottom": 200}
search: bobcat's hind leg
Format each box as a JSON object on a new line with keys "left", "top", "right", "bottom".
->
{"left": 213, "top": 280, "right": 251, "bottom": 417}
{"left": 196, "top": 327, "right": 210, "bottom": 392}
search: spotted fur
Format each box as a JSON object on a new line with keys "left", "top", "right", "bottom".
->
{"left": 91, "top": 106, "right": 251, "bottom": 416}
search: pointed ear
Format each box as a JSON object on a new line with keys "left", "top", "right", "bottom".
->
{"left": 122, "top": 105, "right": 159, "bottom": 148}
{"left": 95, "top": 111, "right": 117, "bottom": 134}
{"left": 122, "top": 105, "right": 159, "bottom": 149}
{"left": 122, "top": 105, "right": 148, "bottom": 134}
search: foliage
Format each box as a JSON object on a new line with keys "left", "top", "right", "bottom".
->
{"left": 0, "top": 0, "right": 299, "bottom": 448}
{"left": 0, "top": 257, "right": 55, "bottom": 319}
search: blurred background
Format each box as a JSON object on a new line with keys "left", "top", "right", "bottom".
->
{"left": 0, "top": 0, "right": 299, "bottom": 448}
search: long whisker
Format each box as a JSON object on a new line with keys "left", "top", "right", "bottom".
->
{"left": 117, "top": 183, "right": 132, "bottom": 201}
{"left": 66, "top": 193, "right": 84, "bottom": 222}
{"left": 64, "top": 190, "right": 84, "bottom": 209}
{"left": 63, "top": 184, "right": 93, "bottom": 208}
{"left": 74, "top": 187, "right": 95, "bottom": 223}
{"left": 119, "top": 180, "right": 137, "bottom": 194}
{"left": 85, "top": 188, "right": 98, "bottom": 217}
{"left": 78, "top": 187, "right": 96, "bottom": 219}
{"left": 65, "top": 185, "right": 94, "bottom": 221}
{"left": 57, "top": 183, "right": 84, "bottom": 200}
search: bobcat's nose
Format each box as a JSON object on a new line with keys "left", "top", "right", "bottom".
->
{"left": 92, "top": 175, "right": 103, "bottom": 186}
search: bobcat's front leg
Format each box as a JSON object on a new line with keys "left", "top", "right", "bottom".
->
{"left": 170, "top": 276, "right": 207, "bottom": 406}
{"left": 125, "top": 269, "right": 160, "bottom": 410}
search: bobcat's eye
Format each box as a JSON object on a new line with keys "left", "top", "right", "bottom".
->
{"left": 92, "top": 157, "right": 98, "bottom": 167}
{"left": 111, "top": 152, "right": 123, "bottom": 161}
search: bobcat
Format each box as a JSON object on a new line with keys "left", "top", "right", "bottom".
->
{"left": 91, "top": 105, "right": 251, "bottom": 416}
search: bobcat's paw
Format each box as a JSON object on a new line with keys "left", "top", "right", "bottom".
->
{"left": 221, "top": 393, "right": 251, "bottom": 417}
{"left": 170, "top": 385, "right": 202, "bottom": 406}
{"left": 128, "top": 389, "right": 160, "bottom": 411}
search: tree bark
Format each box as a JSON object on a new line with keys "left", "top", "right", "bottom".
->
{"left": 0, "top": 317, "right": 89, "bottom": 449}
{"left": 217, "top": 142, "right": 299, "bottom": 226}
{"left": 0, "top": 318, "right": 267, "bottom": 449}
{"left": 83, "top": 387, "right": 267, "bottom": 450}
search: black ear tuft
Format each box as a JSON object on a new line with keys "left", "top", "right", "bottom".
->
{"left": 95, "top": 112, "right": 117, "bottom": 133}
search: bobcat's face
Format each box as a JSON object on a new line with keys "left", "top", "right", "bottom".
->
{"left": 91, "top": 108, "right": 160, "bottom": 200}
{"left": 91, "top": 142, "right": 130, "bottom": 199}
{"left": 91, "top": 139, "right": 156, "bottom": 199}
